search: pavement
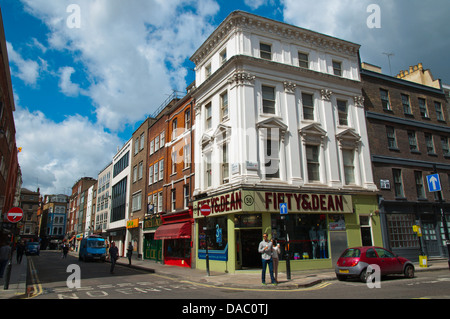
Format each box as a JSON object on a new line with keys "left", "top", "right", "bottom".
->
{"left": 1, "top": 252, "right": 449, "bottom": 299}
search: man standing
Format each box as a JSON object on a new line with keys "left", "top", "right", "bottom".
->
{"left": 258, "top": 233, "right": 276, "bottom": 285}
{"left": 109, "top": 242, "right": 119, "bottom": 274}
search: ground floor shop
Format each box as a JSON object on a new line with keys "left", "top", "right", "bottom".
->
{"left": 379, "top": 200, "right": 450, "bottom": 261}
{"left": 154, "top": 210, "right": 194, "bottom": 268}
{"left": 143, "top": 215, "right": 163, "bottom": 262}
{"left": 193, "top": 188, "right": 382, "bottom": 273}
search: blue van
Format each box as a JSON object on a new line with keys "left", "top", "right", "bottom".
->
{"left": 78, "top": 235, "right": 107, "bottom": 262}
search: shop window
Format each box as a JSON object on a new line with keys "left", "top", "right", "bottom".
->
{"left": 165, "top": 239, "right": 191, "bottom": 259}
{"left": 198, "top": 216, "right": 228, "bottom": 252}
{"left": 271, "top": 214, "right": 328, "bottom": 260}
{"left": 386, "top": 214, "right": 419, "bottom": 249}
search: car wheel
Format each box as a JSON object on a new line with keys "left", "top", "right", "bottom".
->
{"left": 404, "top": 264, "right": 414, "bottom": 278}
{"left": 359, "top": 268, "right": 369, "bottom": 283}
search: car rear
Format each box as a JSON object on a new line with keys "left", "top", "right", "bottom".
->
{"left": 335, "top": 248, "right": 367, "bottom": 280}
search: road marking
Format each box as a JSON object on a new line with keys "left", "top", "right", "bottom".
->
{"left": 26, "top": 257, "right": 43, "bottom": 299}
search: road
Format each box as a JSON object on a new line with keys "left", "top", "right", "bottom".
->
{"left": 27, "top": 251, "right": 450, "bottom": 302}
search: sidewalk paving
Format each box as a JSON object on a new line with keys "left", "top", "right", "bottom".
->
{"left": 0, "top": 257, "right": 28, "bottom": 299}
{"left": 1, "top": 253, "right": 448, "bottom": 299}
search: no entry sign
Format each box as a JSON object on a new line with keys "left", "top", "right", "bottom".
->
{"left": 200, "top": 204, "right": 211, "bottom": 217}
{"left": 6, "top": 207, "right": 24, "bottom": 223}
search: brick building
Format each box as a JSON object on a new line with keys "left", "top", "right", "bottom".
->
{"left": 144, "top": 95, "right": 179, "bottom": 263}
{"left": 156, "top": 91, "right": 195, "bottom": 268}
{"left": 361, "top": 62, "right": 450, "bottom": 260}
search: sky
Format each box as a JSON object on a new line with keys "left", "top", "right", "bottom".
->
{"left": 1, "top": 0, "right": 449, "bottom": 196}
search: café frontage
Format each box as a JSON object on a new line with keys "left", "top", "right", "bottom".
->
{"left": 193, "top": 188, "right": 382, "bottom": 273}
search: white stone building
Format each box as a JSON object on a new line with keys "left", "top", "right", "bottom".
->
{"left": 192, "top": 11, "right": 376, "bottom": 196}
{"left": 190, "top": 11, "right": 380, "bottom": 273}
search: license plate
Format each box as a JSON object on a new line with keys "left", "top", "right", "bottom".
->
{"left": 339, "top": 269, "right": 349, "bottom": 273}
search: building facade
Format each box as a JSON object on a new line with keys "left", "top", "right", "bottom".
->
{"left": 19, "top": 188, "right": 40, "bottom": 240}
{"left": 40, "top": 194, "right": 69, "bottom": 248}
{"left": 0, "top": 8, "right": 21, "bottom": 238}
{"left": 154, "top": 92, "right": 195, "bottom": 268}
{"left": 128, "top": 118, "right": 150, "bottom": 259}
{"left": 106, "top": 139, "right": 132, "bottom": 256}
{"left": 144, "top": 97, "right": 178, "bottom": 263}
{"left": 191, "top": 11, "right": 380, "bottom": 273}
{"left": 94, "top": 162, "right": 112, "bottom": 235}
{"left": 362, "top": 63, "right": 450, "bottom": 260}
{"left": 67, "top": 177, "right": 96, "bottom": 247}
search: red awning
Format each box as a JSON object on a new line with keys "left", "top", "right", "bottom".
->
{"left": 154, "top": 222, "right": 191, "bottom": 240}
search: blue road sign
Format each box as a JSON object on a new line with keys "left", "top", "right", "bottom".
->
{"left": 280, "top": 203, "right": 288, "bottom": 215}
{"left": 426, "top": 174, "right": 441, "bottom": 192}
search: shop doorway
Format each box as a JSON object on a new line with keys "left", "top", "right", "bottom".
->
{"left": 238, "top": 229, "right": 262, "bottom": 269}
{"left": 423, "top": 222, "right": 440, "bottom": 257}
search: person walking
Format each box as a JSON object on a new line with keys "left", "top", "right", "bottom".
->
{"left": 271, "top": 238, "right": 281, "bottom": 283}
{"left": 109, "top": 242, "right": 119, "bottom": 274}
{"left": 62, "top": 241, "right": 69, "bottom": 259}
{"left": 16, "top": 240, "right": 25, "bottom": 264}
{"left": 126, "top": 242, "right": 133, "bottom": 266}
{"left": 258, "top": 233, "right": 276, "bottom": 285}
{"left": 0, "top": 239, "right": 11, "bottom": 279}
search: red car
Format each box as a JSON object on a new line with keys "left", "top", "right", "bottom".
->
{"left": 335, "top": 246, "right": 415, "bottom": 282}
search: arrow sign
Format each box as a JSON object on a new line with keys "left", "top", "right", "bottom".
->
{"left": 426, "top": 174, "right": 441, "bottom": 192}
{"left": 280, "top": 203, "right": 288, "bottom": 215}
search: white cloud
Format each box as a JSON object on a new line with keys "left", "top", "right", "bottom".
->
{"left": 58, "top": 66, "right": 82, "bottom": 97}
{"left": 6, "top": 41, "right": 44, "bottom": 86}
{"left": 20, "top": 0, "right": 220, "bottom": 131}
{"left": 14, "top": 104, "right": 121, "bottom": 195}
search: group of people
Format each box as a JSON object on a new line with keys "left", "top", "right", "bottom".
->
{"left": 258, "top": 233, "right": 281, "bottom": 285}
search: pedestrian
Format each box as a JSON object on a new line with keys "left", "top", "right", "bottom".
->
{"left": 16, "top": 240, "right": 25, "bottom": 264}
{"left": 0, "top": 239, "right": 11, "bottom": 279}
{"left": 109, "top": 242, "right": 119, "bottom": 274}
{"left": 271, "top": 238, "right": 281, "bottom": 283}
{"left": 62, "top": 242, "right": 69, "bottom": 259}
{"left": 258, "top": 233, "right": 276, "bottom": 285}
{"left": 126, "top": 242, "right": 133, "bottom": 266}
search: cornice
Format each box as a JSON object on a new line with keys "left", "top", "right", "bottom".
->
{"left": 190, "top": 10, "right": 360, "bottom": 66}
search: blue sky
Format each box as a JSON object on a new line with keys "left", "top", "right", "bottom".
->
{"left": 1, "top": 0, "right": 449, "bottom": 195}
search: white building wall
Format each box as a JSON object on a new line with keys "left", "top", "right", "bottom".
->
{"left": 192, "top": 11, "right": 377, "bottom": 196}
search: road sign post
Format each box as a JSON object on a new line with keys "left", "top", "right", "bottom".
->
{"left": 429, "top": 167, "right": 450, "bottom": 271}
{"left": 279, "top": 203, "right": 291, "bottom": 280}
{"left": 200, "top": 205, "right": 211, "bottom": 276}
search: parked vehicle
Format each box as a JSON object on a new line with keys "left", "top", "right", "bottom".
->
{"left": 78, "top": 235, "right": 107, "bottom": 262}
{"left": 25, "top": 242, "right": 40, "bottom": 256}
{"left": 335, "top": 246, "right": 415, "bottom": 282}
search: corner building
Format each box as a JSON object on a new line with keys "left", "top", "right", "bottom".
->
{"left": 191, "top": 11, "right": 381, "bottom": 273}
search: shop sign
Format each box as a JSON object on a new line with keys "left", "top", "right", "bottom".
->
{"left": 126, "top": 218, "right": 139, "bottom": 229}
{"left": 144, "top": 216, "right": 162, "bottom": 229}
{"left": 194, "top": 190, "right": 242, "bottom": 218}
{"left": 194, "top": 189, "right": 353, "bottom": 218}
{"left": 257, "top": 192, "right": 353, "bottom": 214}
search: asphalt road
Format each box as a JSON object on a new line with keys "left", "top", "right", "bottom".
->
{"left": 28, "top": 251, "right": 450, "bottom": 302}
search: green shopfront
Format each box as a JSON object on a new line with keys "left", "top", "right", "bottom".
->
{"left": 193, "top": 188, "right": 382, "bottom": 273}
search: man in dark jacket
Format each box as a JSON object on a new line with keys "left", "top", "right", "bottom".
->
{"left": 109, "top": 242, "right": 119, "bottom": 274}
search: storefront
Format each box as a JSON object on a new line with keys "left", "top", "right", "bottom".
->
{"left": 154, "top": 210, "right": 193, "bottom": 268}
{"left": 143, "top": 215, "right": 163, "bottom": 262}
{"left": 126, "top": 218, "right": 141, "bottom": 259}
{"left": 105, "top": 227, "right": 126, "bottom": 256}
{"left": 379, "top": 200, "right": 450, "bottom": 261}
{"left": 193, "top": 188, "right": 382, "bottom": 273}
